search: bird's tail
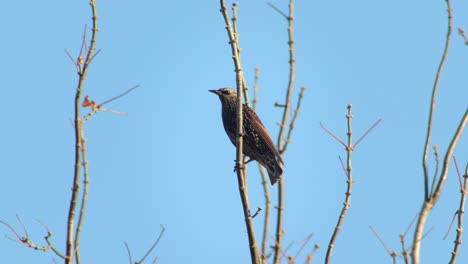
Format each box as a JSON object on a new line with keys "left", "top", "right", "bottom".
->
{"left": 267, "top": 160, "right": 283, "bottom": 185}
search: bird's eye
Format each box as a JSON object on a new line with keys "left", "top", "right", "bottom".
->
{"left": 222, "top": 90, "right": 230, "bottom": 95}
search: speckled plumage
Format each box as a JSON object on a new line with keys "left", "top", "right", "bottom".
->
{"left": 210, "top": 87, "right": 283, "bottom": 185}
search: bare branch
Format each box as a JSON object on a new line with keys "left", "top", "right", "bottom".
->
{"left": 219, "top": 1, "right": 261, "bottom": 263}
{"left": 325, "top": 104, "right": 355, "bottom": 264}
{"left": 448, "top": 158, "right": 468, "bottom": 264}
{"left": 421, "top": 0, "right": 453, "bottom": 202}
{"left": 66, "top": 1, "right": 99, "bottom": 263}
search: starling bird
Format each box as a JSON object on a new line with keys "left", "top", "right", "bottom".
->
{"left": 210, "top": 87, "right": 283, "bottom": 185}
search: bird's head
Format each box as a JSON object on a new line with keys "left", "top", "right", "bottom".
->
{"left": 209, "top": 88, "right": 237, "bottom": 104}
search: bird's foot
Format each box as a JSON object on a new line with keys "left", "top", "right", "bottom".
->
{"left": 233, "top": 159, "right": 255, "bottom": 172}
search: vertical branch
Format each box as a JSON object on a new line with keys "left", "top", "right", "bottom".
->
{"left": 276, "top": 0, "right": 296, "bottom": 154}
{"left": 231, "top": 3, "right": 251, "bottom": 106}
{"left": 74, "top": 134, "right": 90, "bottom": 264}
{"left": 273, "top": 1, "right": 295, "bottom": 263}
{"left": 325, "top": 104, "right": 354, "bottom": 264}
{"left": 448, "top": 160, "right": 468, "bottom": 264}
{"left": 252, "top": 69, "right": 272, "bottom": 262}
{"left": 219, "top": 1, "right": 260, "bottom": 263}
{"left": 66, "top": 1, "right": 98, "bottom": 263}
{"left": 412, "top": 1, "right": 456, "bottom": 263}
{"left": 422, "top": 0, "right": 452, "bottom": 201}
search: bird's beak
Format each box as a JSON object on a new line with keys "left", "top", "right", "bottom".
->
{"left": 209, "top": 89, "right": 220, "bottom": 96}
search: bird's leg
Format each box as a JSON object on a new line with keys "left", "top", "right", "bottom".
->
{"left": 244, "top": 158, "right": 255, "bottom": 164}
{"left": 233, "top": 158, "right": 255, "bottom": 172}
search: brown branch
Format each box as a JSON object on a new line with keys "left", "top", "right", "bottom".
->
{"left": 219, "top": 1, "right": 261, "bottom": 263}
{"left": 413, "top": 107, "right": 468, "bottom": 263}
{"left": 231, "top": 3, "right": 250, "bottom": 106}
{"left": 448, "top": 158, "right": 468, "bottom": 264}
{"left": 35, "top": 219, "right": 66, "bottom": 259}
{"left": 325, "top": 104, "right": 354, "bottom": 264}
{"left": 272, "top": 1, "right": 296, "bottom": 262}
{"left": 0, "top": 217, "right": 64, "bottom": 257}
{"left": 421, "top": 0, "right": 453, "bottom": 202}
{"left": 412, "top": 2, "right": 454, "bottom": 262}
{"left": 66, "top": 1, "right": 99, "bottom": 263}
{"left": 252, "top": 68, "right": 272, "bottom": 263}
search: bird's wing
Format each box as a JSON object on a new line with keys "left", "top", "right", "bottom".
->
{"left": 243, "top": 104, "right": 284, "bottom": 164}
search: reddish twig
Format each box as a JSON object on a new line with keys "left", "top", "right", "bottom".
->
{"left": 353, "top": 118, "right": 381, "bottom": 149}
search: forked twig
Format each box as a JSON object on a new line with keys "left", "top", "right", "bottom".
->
{"left": 323, "top": 105, "right": 380, "bottom": 264}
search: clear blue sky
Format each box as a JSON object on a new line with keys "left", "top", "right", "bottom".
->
{"left": 1, "top": 1, "right": 467, "bottom": 263}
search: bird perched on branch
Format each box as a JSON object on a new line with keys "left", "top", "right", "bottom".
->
{"left": 209, "top": 87, "right": 283, "bottom": 185}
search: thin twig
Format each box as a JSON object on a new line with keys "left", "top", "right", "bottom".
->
{"left": 429, "top": 145, "right": 440, "bottom": 196}
{"left": 36, "top": 219, "right": 66, "bottom": 259}
{"left": 16, "top": 214, "right": 29, "bottom": 239}
{"left": 352, "top": 118, "right": 381, "bottom": 149}
{"left": 138, "top": 225, "right": 166, "bottom": 264}
{"left": 338, "top": 156, "right": 348, "bottom": 177}
{"left": 399, "top": 233, "right": 410, "bottom": 264}
{"left": 282, "top": 86, "right": 306, "bottom": 153}
{"left": 252, "top": 67, "right": 272, "bottom": 263}
{"left": 291, "top": 233, "right": 314, "bottom": 262}
{"left": 231, "top": 3, "right": 250, "bottom": 106}
{"left": 124, "top": 242, "right": 133, "bottom": 264}
{"left": 273, "top": 1, "right": 296, "bottom": 262}
{"left": 0, "top": 220, "right": 23, "bottom": 243}
{"left": 64, "top": 48, "right": 79, "bottom": 71}
{"left": 370, "top": 225, "right": 398, "bottom": 261}
{"left": 320, "top": 122, "right": 347, "bottom": 148}
{"left": 252, "top": 67, "right": 260, "bottom": 111}
{"left": 404, "top": 213, "right": 420, "bottom": 237}
{"left": 443, "top": 212, "right": 458, "bottom": 240}
{"left": 99, "top": 85, "right": 140, "bottom": 107}
{"left": 266, "top": 2, "right": 288, "bottom": 19}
